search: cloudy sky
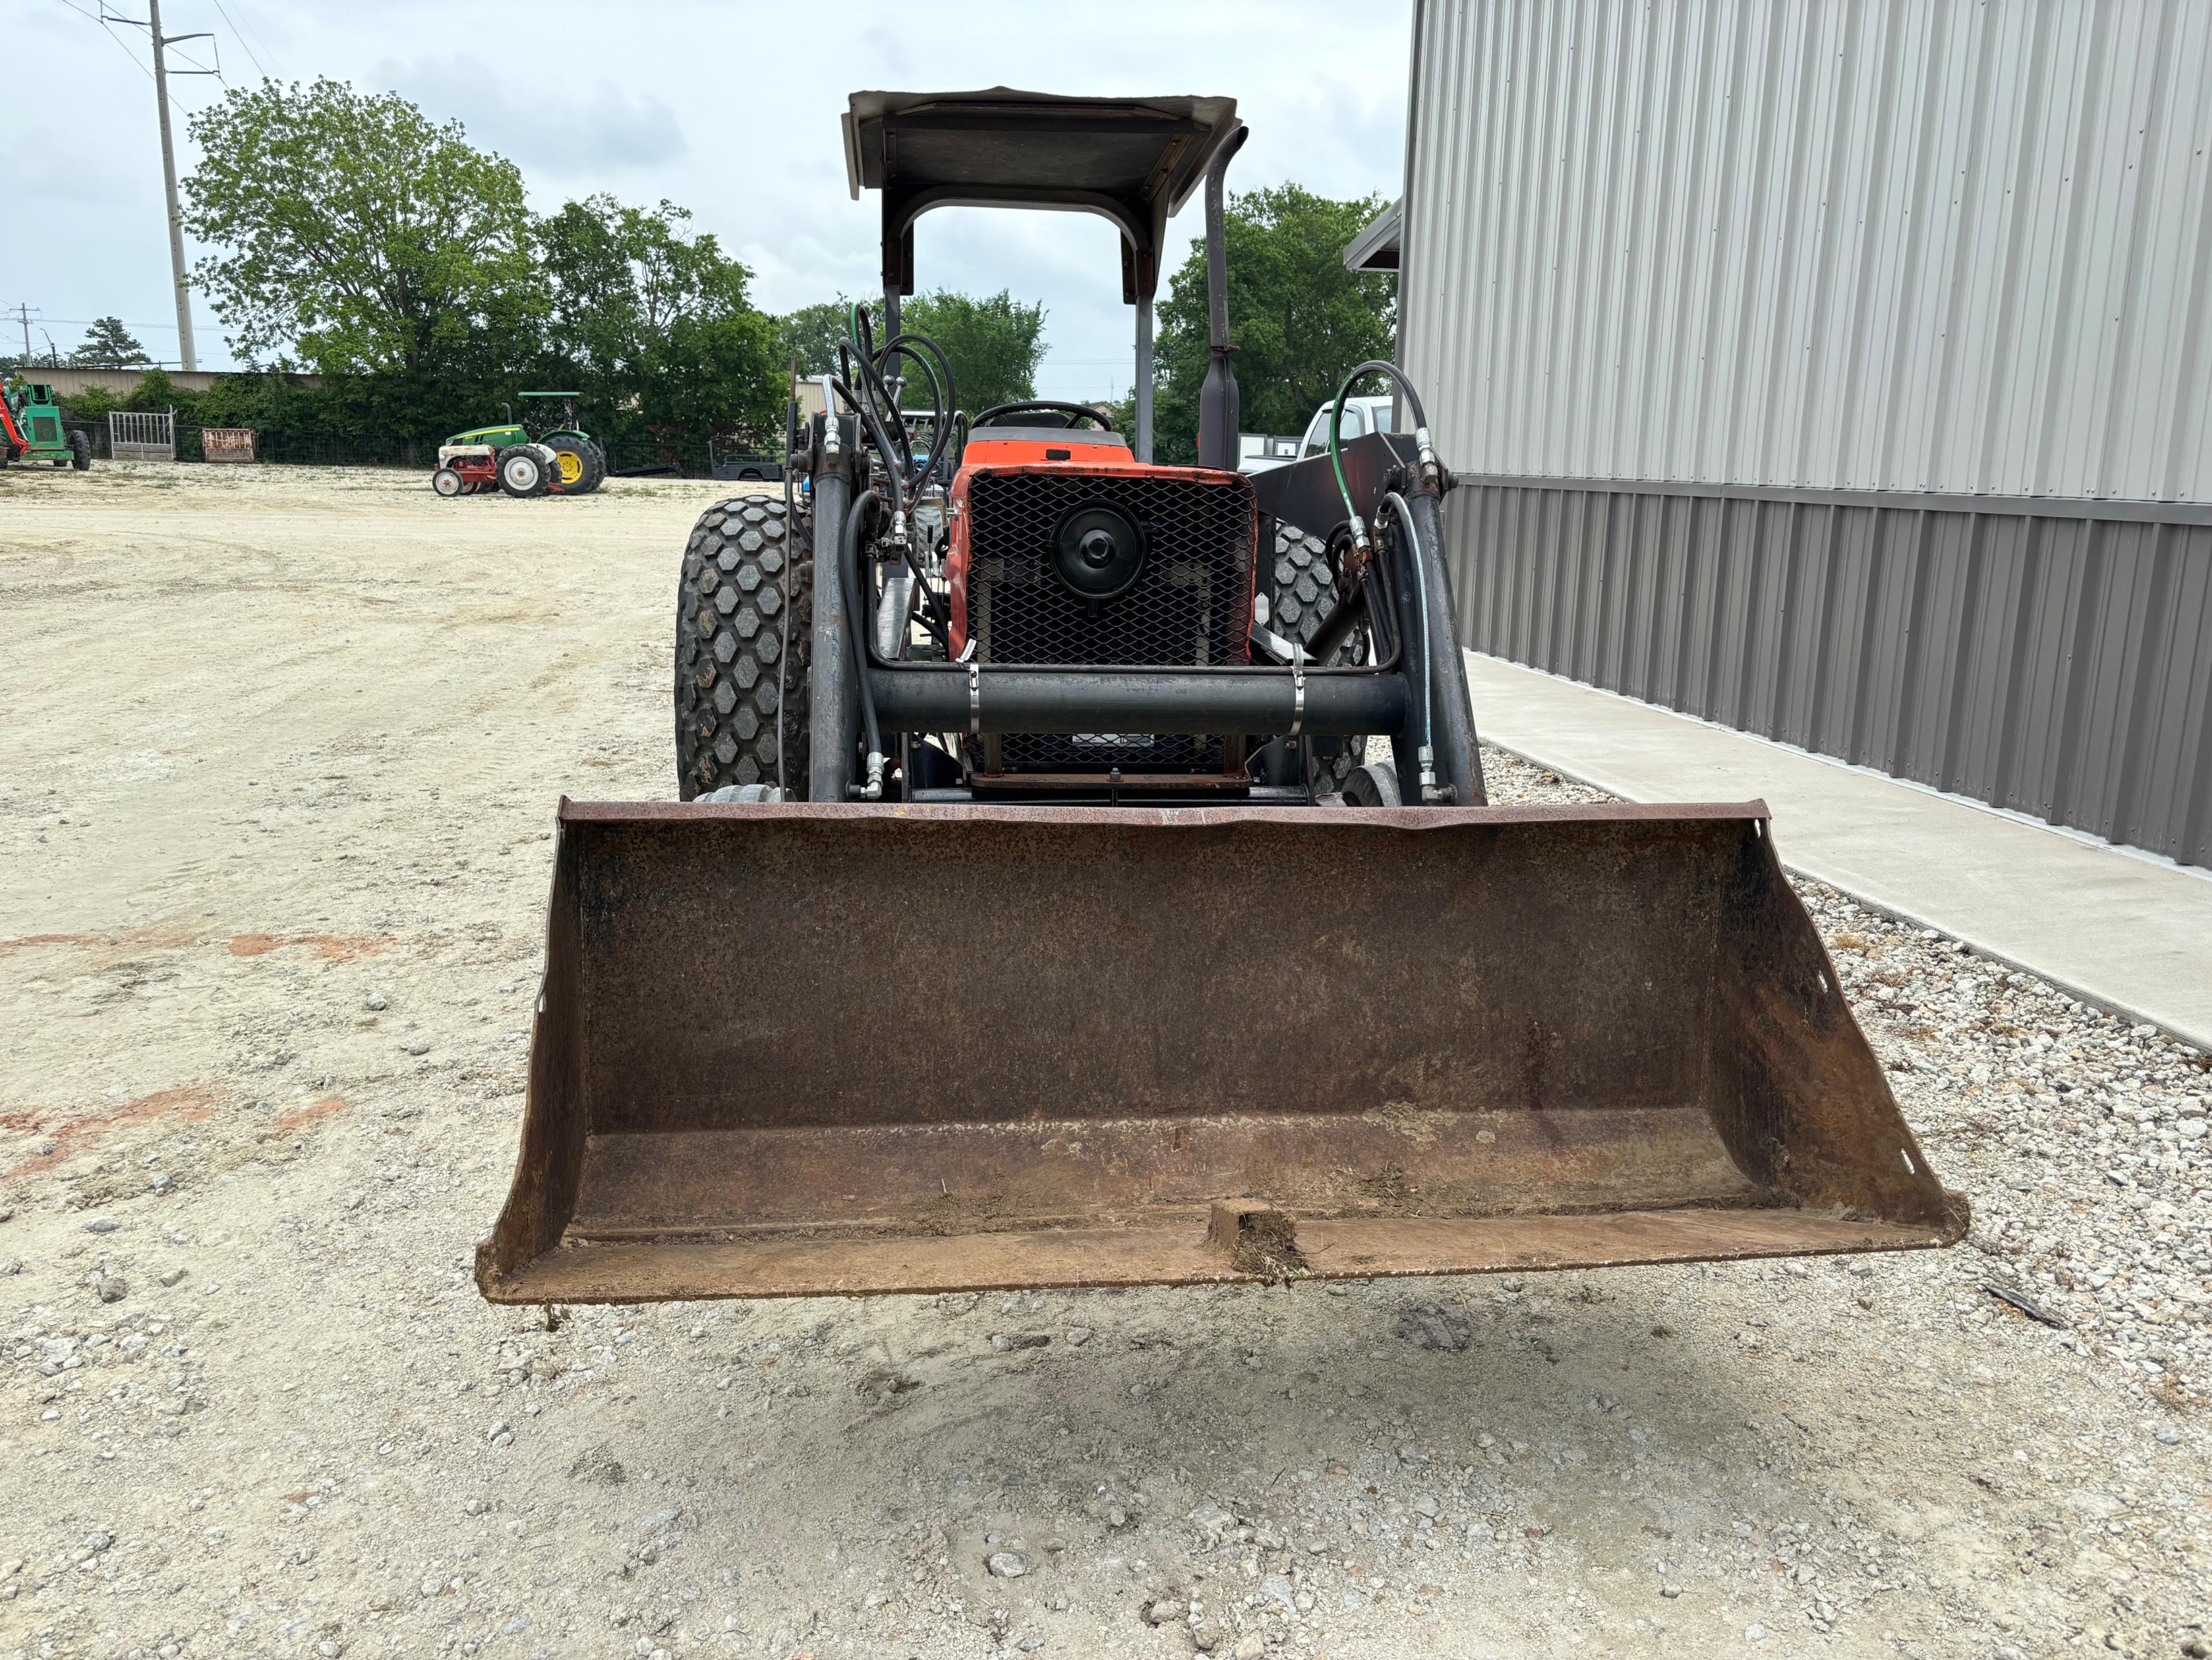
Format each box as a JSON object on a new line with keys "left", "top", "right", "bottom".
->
{"left": 6, "top": 0, "right": 1412, "bottom": 400}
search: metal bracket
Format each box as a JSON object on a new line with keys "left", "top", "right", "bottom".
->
{"left": 967, "top": 658, "right": 981, "bottom": 736}
{"left": 1248, "top": 620, "right": 1297, "bottom": 664}
{"left": 1289, "top": 642, "right": 1307, "bottom": 738}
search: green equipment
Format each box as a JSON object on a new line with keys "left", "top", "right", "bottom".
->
{"left": 437, "top": 393, "right": 605, "bottom": 497}
{"left": 0, "top": 378, "right": 91, "bottom": 470}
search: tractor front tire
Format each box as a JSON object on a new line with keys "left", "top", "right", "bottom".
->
{"left": 676, "top": 494, "right": 812, "bottom": 799}
{"left": 1266, "top": 524, "right": 1372, "bottom": 795}
{"left": 545, "top": 437, "right": 605, "bottom": 495}
{"left": 496, "top": 446, "right": 548, "bottom": 498}
{"left": 68, "top": 430, "right": 90, "bottom": 470}
{"left": 431, "top": 466, "right": 466, "bottom": 498}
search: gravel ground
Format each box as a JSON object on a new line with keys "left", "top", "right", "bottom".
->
{"left": 2, "top": 464, "right": 2207, "bottom": 1660}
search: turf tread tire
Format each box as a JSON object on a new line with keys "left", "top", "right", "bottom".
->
{"left": 1266, "top": 523, "right": 1370, "bottom": 795}
{"left": 675, "top": 495, "right": 811, "bottom": 799}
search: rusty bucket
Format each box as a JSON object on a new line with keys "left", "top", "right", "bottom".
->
{"left": 475, "top": 799, "right": 1964, "bottom": 1304}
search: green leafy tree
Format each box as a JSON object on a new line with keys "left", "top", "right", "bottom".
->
{"left": 68, "top": 317, "right": 153, "bottom": 368}
{"left": 536, "top": 195, "right": 779, "bottom": 452}
{"left": 771, "top": 299, "right": 855, "bottom": 377}
{"left": 1153, "top": 187, "right": 1397, "bottom": 462}
{"left": 182, "top": 79, "right": 539, "bottom": 383}
{"left": 902, "top": 289, "right": 1046, "bottom": 414}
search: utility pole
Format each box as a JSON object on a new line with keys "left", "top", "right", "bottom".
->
{"left": 12, "top": 303, "right": 36, "bottom": 365}
{"left": 143, "top": 0, "right": 199, "bottom": 372}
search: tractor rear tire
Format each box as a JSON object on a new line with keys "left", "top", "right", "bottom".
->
{"left": 1266, "top": 524, "right": 1372, "bottom": 795}
{"left": 431, "top": 466, "right": 465, "bottom": 497}
{"left": 496, "top": 445, "right": 548, "bottom": 498}
{"left": 68, "top": 430, "right": 90, "bottom": 470}
{"left": 676, "top": 494, "right": 812, "bottom": 799}
{"left": 545, "top": 437, "right": 604, "bottom": 495}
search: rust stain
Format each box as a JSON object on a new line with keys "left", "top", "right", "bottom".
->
{"left": 272, "top": 1095, "right": 347, "bottom": 1133}
{"left": 0, "top": 924, "right": 206, "bottom": 958}
{"left": 0, "top": 933, "right": 101, "bottom": 954}
{"left": 228, "top": 933, "right": 395, "bottom": 962}
{"left": 2, "top": 1083, "right": 223, "bottom": 1180}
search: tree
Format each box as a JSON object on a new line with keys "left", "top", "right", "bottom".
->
{"left": 536, "top": 195, "right": 780, "bottom": 451}
{"left": 1153, "top": 187, "right": 1397, "bottom": 462}
{"left": 902, "top": 290, "right": 1046, "bottom": 414}
{"left": 182, "top": 79, "right": 539, "bottom": 380}
{"left": 771, "top": 300, "right": 854, "bottom": 377}
{"left": 68, "top": 317, "right": 153, "bottom": 368}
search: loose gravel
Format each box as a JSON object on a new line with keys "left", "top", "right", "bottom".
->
{"left": 2, "top": 467, "right": 2206, "bottom": 1660}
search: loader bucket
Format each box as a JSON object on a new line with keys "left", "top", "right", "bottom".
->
{"left": 476, "top": 800, "right": 1965, "bottom": 1304}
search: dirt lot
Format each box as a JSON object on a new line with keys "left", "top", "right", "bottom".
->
{"left": 2, "top": 463, "right": 2206, "bottom": 1660}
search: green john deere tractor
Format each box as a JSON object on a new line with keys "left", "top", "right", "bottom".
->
{"left": 1, "top": 377, "right": 91, "bottom": 470}
{"left": 433, "top": 392, "right": 605, "bottom": 498}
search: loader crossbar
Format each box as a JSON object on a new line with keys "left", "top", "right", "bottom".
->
{"left": 865, "top": 663, "right": 1404, "bottom": 735}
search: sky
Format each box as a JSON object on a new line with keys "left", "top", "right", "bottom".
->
{"left": 4, "top": 0, "right": 1412, "bottom": 402}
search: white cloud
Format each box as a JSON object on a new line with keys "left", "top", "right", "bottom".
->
{"left": 372, "top": 56, "right": 688, "bottom": 177}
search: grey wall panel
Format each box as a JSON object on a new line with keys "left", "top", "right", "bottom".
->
{"left": 1449, "top": 482, "right": 2212, "bottom": 868}
{"left": 1402, "top": 0, "right": 2212, "bottom": 501}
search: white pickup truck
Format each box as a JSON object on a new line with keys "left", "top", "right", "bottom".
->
{"left": 1238, "top": 393, "right": 1398, "bottom": 474}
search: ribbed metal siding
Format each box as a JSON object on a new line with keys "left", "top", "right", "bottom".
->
{"left": 1401, "top": 0, "right": 2212, "bottom": 501}
{"left": 1451, "top": 483, "right": 2212, "bottom": 867}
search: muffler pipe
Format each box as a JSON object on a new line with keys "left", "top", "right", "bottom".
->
{"left": 1195, "top": 126, "right": 1249, "bottom": 472}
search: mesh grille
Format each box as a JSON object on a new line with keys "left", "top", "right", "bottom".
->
{"left": 967, "top": 469, "right": 1255, "bottom": 776}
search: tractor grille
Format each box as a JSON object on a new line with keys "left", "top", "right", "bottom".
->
{"left": 967, "top": 470, "right": 1255, "bottom": 776}
{"left": 32, "top": 415, "right": 59, "bottom": 444}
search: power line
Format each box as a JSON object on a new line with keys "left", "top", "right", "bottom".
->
{"left": 207, "top": 0, "right": 266, "bottom": 77}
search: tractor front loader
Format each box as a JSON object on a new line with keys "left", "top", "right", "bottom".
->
{"left": 477, "top": 89, "right": 1964, "bottom": 1307}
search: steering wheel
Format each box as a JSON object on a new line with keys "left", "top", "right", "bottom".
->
{"left": 970, "top": 401, "right": 1117, "bottom": 432}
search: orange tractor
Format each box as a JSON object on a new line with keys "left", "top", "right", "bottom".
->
{"left": 476, "top": 90, "right": 1963, "bottom": 1307}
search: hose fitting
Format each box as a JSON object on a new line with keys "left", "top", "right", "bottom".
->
{"left": 862, "top": 751, "right": 886, "bottom": 801}
{"left": 1340, "top": 527, "right": 1373, "bottom": 585}
{"left": 1415, "top": 747, "right": 1456, "bottom": 802}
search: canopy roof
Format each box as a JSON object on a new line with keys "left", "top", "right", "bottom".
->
{"left": 844, "top": 88, "right": 1241, "bottom": 304}
{"left": 1342, "top": 199, "right": 1402, "bottom": 273}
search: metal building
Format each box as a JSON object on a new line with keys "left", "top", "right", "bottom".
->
{"left": 1392, "top": 0, "right": 2212, "bottom": 867}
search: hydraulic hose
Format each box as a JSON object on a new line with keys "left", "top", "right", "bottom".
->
{"left": 880, "top": 343, "right": 942, "bottom": 483}
{"left": 1323, "top": 360, "right": 1451, "bottom": 801}
{"left": 825, "top": 369, "right": 910, "bottom": 527}
{"left": 882, "top": 331, "right": 957, "bottom": 487}
{"left": 838, "top": 493, "right": 885, "bottom": 799}
{"left": 1378, "top": 490, "right": 1434, "bottom": 783}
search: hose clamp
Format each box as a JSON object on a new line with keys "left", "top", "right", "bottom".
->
{"left": 967, "top": 659, "right": 981, "bottom": 736}
{"left": 1289, "top": 642, "right": 1307, "bottom": 738}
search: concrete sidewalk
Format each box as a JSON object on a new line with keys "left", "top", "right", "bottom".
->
{"left": 1465, "top": 651, "right": 2212, "bottom": 1052}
